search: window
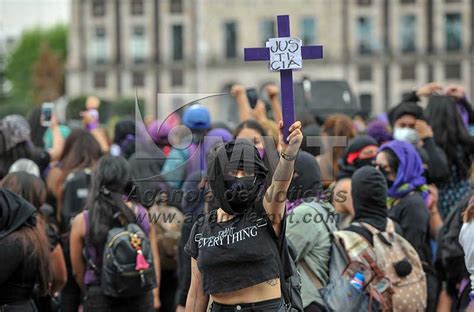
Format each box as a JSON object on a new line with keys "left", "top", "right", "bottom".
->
{"left": 358, "top": 65, "right": 372, "bottom": 81}
{"left": 131, "top": 0, "right": 144, "bottom": 15}
{"left": 445, "top": 13, "right": 462, "bottom": 51}
{"left": 170, "top": 0, "right": 183, "bottom": 14}
{"left": 357, "top": 0, "right": 372, "bottom": 5}
{"left": 357, "top": 17, "right": 373, "bottom": 55}
{"left": 400, "top": 64, "right": 416, "bottom": 80}
{"left": 93, "top": 27, "right": 106, "bottom": 64}
{"left": 92, "top": 0, "right": 105, "bottom": 17}
{"left": 171, "top": 69, "right": 184, "bottom": 87}
{"left": 132, "top": 72, "right": 145, "bottom": 87}
{"left": 359, "top": 94, "right": 372, "bottom": 115}
{"left": 400, "top": 15, "right": 416, "bottom": 53}
{"left": 132, "top": 26, "right": 146, "bottom": 63}
{"left": 445, "top": 62, "right": 461, "bottom": 79}
{"left": 94, "top": 72, "right": 106, "bottom": 88}
{"left": 224, "top": 22, "right": 237, "bottom": 59}
{"left": 261, "top": 19, "right": 275, "bottom": 45}
{"left": 301, "top": 17, "right": 316, "bottom": 45}
{"left": 172, "top": 25, "right": 184, "bottom": 61}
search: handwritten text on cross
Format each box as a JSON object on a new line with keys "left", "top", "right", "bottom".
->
{"left": 266, "top": 37, "right": 302, "bottom": 71}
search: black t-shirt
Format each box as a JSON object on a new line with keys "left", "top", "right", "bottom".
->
{"left": 0, "top": 236, "right": 38, "bottom": 304}
{"left": 388, "top": 192, "right": 432, "bottom": 265}
{"left": 184, "top": 202, "right": 280, "bottom": 295}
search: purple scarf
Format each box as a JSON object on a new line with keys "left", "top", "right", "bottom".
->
{"left": 456, "top": 101, "right": 470, "bottom": 130}
{"left": 379, "top": 140, "right": 429, "bottom": 204}
{"left": 285, "top": 198, "right": 305, "bottom": 214}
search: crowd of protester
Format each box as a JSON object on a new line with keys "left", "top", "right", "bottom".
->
{"left": 0, "top": 82, "right": 473, "bottom": 312}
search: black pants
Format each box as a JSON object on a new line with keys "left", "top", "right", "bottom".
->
{"left": 0, "top": 299, "right": 37, "bottom": 312}
{"left": 210, "top": 298, "right": 285, "bottom": 312}
{"left": 160, "top": 270, "right": 178, "bottom": 312}
{"left": 84, "top": 285, "right": 154, "bottom": 312}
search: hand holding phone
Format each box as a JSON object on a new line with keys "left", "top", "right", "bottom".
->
{"left": 40, "top": 102, "right": 55, "bottom": 127}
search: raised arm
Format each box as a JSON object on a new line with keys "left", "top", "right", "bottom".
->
{"left": 266, "top": 84, "right": 282, "bottom": 124}
{"left": 231, "top": 84, "right": 254, "bottom": 122}
{"left": 47, "top": 114, "right": 65, "bottom": 162}
{"left": 263, "top": 120, "right": 303, "bottom": 236}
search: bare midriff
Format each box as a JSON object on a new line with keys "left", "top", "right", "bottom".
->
{"left": 210, "top": 279, "right": 281, "bottom": 305}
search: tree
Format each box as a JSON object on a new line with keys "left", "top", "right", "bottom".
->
{"left": 32, "top": 43, "right": 64, "bottom": 103}
{"left": 4, "top": 24, "right": 67, "bottom": 106}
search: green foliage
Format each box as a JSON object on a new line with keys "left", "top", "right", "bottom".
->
{"left": 66, "top": 96, "right": 145, "bottom": 123}
{"left": 4, "top": 24, "right": 67, "bottom": 106}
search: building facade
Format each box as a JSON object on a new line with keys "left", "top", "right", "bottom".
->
{"left": 67, "top": 0, "right": 473, "bottom": 119}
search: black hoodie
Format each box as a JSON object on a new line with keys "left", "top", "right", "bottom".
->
{"left": 0, "top": 188, "right": 36, "bottom": 239}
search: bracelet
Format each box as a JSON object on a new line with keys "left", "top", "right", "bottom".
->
{"left": 281, "top": 151, "right": 297, "bottom": 161}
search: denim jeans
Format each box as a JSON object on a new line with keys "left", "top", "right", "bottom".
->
{"left": 84, "top": 285, "right": 153, "bottom": 312}
{"left": 210, "top": 298, "right": 285, "bottom": 312}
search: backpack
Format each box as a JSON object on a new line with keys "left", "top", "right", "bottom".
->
{"left": 149, "top": 203, "right": 184, "bottom": 271}
{"left": 321, "top": 219, "right": 427, "bottom": 312}
{"left": 435, "top": 192, "right": 471, "bottom": 291}
{"left": 359, "top": 221, "right": 427, "bottom": 312}
{"left": 61, "top": 169, "right": 91, "bottom": 233}
{"left": 84, "top": 209, "right": 156, "bottom": 298}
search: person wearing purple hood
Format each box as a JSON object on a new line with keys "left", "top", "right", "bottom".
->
{"left": 376, "top": 140, "right": 440, "bottom": 312}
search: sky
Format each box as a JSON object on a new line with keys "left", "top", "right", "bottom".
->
{"left": 0, "top": 0, "right": 69, "bottom": 40}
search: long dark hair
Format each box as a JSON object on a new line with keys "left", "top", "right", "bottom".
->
{"left": 425, "top": 95, "right": 474, "bottom": 179}
{"left": 1, "top": 176, "right": 51, "bottom": 296}
{"left": 2, "top": 172, "right": 46, "bottom": 210}
{"left": 60, "top": 129, "right": 102, "bottom": 174}
{"left": 86, "top": 155, "right": 136, "bottom": 249}
{"left": 55, "top": 129, "right": 102, "bottom": 217}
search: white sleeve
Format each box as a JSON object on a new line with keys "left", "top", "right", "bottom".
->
{"left": 459, "top": 222, "right": 474, "bottom": 293}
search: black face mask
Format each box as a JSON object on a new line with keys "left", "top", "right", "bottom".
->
{"left": 380, "top": 169, "right": 394, "bottom": 189}
{"left": 353, "top": 157, "right": 375, "bottom": 169}
{"left": 223, "top": 176, "right": 259, "bottom": 214}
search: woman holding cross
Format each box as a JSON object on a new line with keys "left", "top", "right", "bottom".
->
{"left": 184, "top": 120, "right": 303, "bottom": 312}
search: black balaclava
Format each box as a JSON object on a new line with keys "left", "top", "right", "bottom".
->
{"left": 207, "top": 139, "right": 268, "bottom": 215}
{"left": 351, "top": 166, "right": 388, "bottom": 231}
{"left": 337, "top": 135, "right": 378, "bottom": 181}
{"left": 287, "top": 151, "right": 321, "bottom": 201}
{"left": 0, "top": 187, "right": 37, "bottom": 239}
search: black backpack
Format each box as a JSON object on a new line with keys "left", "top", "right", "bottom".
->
{"left": 101, "top": 223, "right": 156, "bottom": 297}
{"left": 61, "top": 169, "right": 91, "bottom": 233}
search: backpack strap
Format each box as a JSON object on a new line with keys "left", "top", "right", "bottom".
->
{"left": 83, "top": 210, "right": 100, "bottom": 275}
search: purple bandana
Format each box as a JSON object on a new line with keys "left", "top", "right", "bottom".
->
{"left": 379, "top": 140, "right": 429, "bottom": 203}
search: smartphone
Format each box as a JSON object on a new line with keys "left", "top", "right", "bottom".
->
{"left": 246, "top": 88, "right": 259, "bottom": 109}
{"left": 40, "top": 102, "right": 54, "bottom": 127}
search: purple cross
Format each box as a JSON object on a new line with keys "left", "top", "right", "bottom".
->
{"left": 244, "top": 15, "right": 323, "bottom": 143}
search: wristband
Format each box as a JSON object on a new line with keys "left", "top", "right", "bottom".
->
{"left": 281, "top": 151, "right": 297, "bottom": 161}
